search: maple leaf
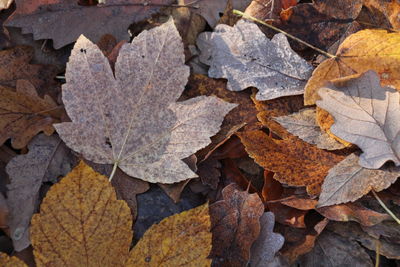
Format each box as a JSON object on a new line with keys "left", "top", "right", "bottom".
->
{"left": 30, "top": 161, "right": 132, "bottom": 267}
{"left": 274, "top": 108, "right": 345, "bottom": 150}
{"left": 249, "top": 212, "right": 285, "bottom": 266}
{"left": 318, "top": 153, "right": 400, "bottom": 207}
{"left": 0, "top": 80, "right": 62, "bottom": 149}
{"left": 209, "top": 183, "right": 264, "bottom": 266}
{"left": 304, "top": 29, "right": 400, "bottom": 105}
{"left": 0, "top": 252, "right": 27, "bottom": 267}
{"left": 6, "top": 134, "right": 72, "bottom": 252}
{"left": 55, "top": 19, "right": 236, "bottom": 183}
{"left": 317, "top": 71, "right": 400, "bottom": 169}
{"left": 238, "top": 130, "right": 346, "bottom": 196}
{"left": 197, "top": 19, "right": 313, "bottom": 101}
{"left": 5, "top": 0, "right": 176, "bottom": 49}
{"left": 126, "top": 203, "right": 212, "bottom": 266}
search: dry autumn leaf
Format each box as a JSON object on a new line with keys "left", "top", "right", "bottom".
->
{"left": 209, "top": 183, "right": 264, "bottom": 266}
{"left": 126, "top": 203, "right": 211, "bottom": 266}
{"left": 197, "top": 19, "right": 313, "bottom": 101}
{"left": 305, "top": 29, "right": 400, "bottom": 105}
{"left": 6, "top": 134, "right": 72, "bottom": 252}
{"left": 5, "top": 0, "right": 176, "bottom": 49}
{"left": 0, "top": 0, "right": 13, "bottom": 10}
{"left": 0, "top": 80, "right": 62, "bottom": 149}
{"left": 318, "top": 153, "right": 400, "bottom": 207}
{"left": 0, "top": 252, "right": 27, "bottom": 267}
{"left": 317, "top": 71, "right": 400, "bottom": 169}
{"left": 55, "top": 19, "right": 236, "bottom": 183}
{"left": 30, "top": 161, "right": 132, "bottom": 267}
{"left": 238, "top": 130, "right": 346, "bottom": 196}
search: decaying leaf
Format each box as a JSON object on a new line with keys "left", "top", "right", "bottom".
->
{"left": 249, "top": 212, "right": 284, "bottom": 266}
{"left": 244, "top": 0, "right": 298, "bottom": 21}
{"left": 0, "top": 252, "right": 27, "bottom": 267}
{"left": 238, "top": 130, "right": 346, "bottom": 196}
{"left": 318, "top": 153, "right": 400, "bottom": 207}
{"left": 6, "top": 134, "right": 72, "bottom": 251}
{"left": 317, "top": 71, "right": 400, "bottom": 169}
{"left": 126, "top": 203, "right": 211, "bottom": 266}
{"left": 0, "top": 80, "right": 62, "bottom": 149}
{"left": 305, "top": 29, "right": 400, "bottom": 105}
{"left": 55, "top": 19, "right": 236, "bottom": 183}
{"left": 209, "top": 183, "right": 264, "bottom": 266}
{"left": 5, "top": 0, "right": 176, "bottom": 49}
{"left": 30, "top": 161, "right": 132, "bottom": 267}
{"left": 274, "top": 108, "right": 344, "bottom": 150}
{"left": 363, "top": 0, "right": 400, "bottom": 30}
{"left": 197, "top": 19, "right": 313, "bottom": 100}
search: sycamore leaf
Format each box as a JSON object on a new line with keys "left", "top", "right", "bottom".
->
{"left": 318, "top": 153, "right": 400, "bottom": 207}
{"left": 197, "top": 19, "right": 313, "bottom": 101}
{"left": 209, "top": 183, "right": 264, "bottom": 266}
{"left": 0, "top": 80, "right": 62, "bottom": 149}
{"left": 274, "top": 108, "right": 345, "bottom": 150}
{"left": 55, "top": 19, "right": 236, "bottom": 183}
{"left": 6, "top": 134, "right": 72, "bottom": 252}
{"left": 126, "top": 203, "right": 211, "bottom": 266}
{"left": 249, "top": 212, "right": 285, "bottom": 266}
{"left": 317, "top": 71, "right": 400, "bottom": 169}
{"left": 305, "top": 29, "right": 400, "bottom": 105}
{"left": 0, "top": 252, "right": 27, "bottom": 267}
{"left": 30, "top": 161, "right": 132, "bottom": 267}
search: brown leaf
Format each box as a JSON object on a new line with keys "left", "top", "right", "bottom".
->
{"left": 363, "top": 0, "right": 400, "bottom": 30}
{"left": 238, "top": 130, "right": 346, "bottom": 196}
{"left": 268, "top": 202, "right": 307, "bottom": 228}
{"left": 249, "top": 212, "right": 285, "bottom": 266}
{"left": 0, "top": 252, "right": 27, "bottom": 267}
{"left": 197, "top": 157, "right": 221, "bottom": 189}
{"left": 244, "top": 0, "right": 298, "bottom": 21}
{"left": 55, "top": 20, "right": 236, "bottom": 183}
{"left": 6, "top": 134, "right": 73, "bottom": 251}
{"left": 318, "top": 153, "right": 400, "bottom": 207}
{"left": 209, "top": 183, "right": 264, "bottom": 266}
{"left": 126, "top": 203, "right": 212, "bottom": 266}
{"left": 5, "top": 0, "right": 176, "bottom": 49}
{"left": 30, "top": 161, "right": 132, "bottom": 266}
{"left": 261, "top": 170, "right": 283, "bottom": 202}
{"left": 0, "top": 81, "right": 63, "bottom": 149}
{"left": 158, "top": 180, "right": 191, "bottom": 203}
{"left": 0, "top": 192, "right": 8, "bottom": 230}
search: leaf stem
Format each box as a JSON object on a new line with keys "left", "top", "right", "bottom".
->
{"left": 109, "top": 161, "right": 118, "bottom": 181}
{"left": 232, "top": 9, "right": 336, "bottom": 59}
{"left": 375, "top": 240, "right": 380, "bottom": 267}
{"left": 371, "top": 190, "right": 400, "bottom": 225}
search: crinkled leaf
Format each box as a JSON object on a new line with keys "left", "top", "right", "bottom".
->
{"left": 317, "top": 71, "right": 400, "bottom": 169}
{"left": 318, "top": 153, "right": 400, "bottom": 207}
{"left": 55, "top": 19, "right": 236, "bottom": 183}
{"left": 197, "top": 19, "right": 313, "bottom": 100}
{"left": 30, "top": 161, "right": 132, "bottom": 267}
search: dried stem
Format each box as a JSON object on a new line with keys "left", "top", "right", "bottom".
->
{"left": 371, "top": 190, "right": 400, "bottom": 225}
{"left": 109, "top": 161, "right": 118, "bottom": 181}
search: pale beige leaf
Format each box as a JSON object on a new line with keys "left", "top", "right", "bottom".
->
{"left": 318, "top": 153, "right": 400, "bottom": 207}
{"left": 274, "top": 108, "right": 345, "bottom": 150}
{"left": 317, "top": 70, "right": 400, "bottom": 169}
{"left": 0, "top": 0, "right": 13, "bottom": 10}
{"left": 55, "top": 19, "right": 236, "bottom": 183}
{"left": 6, "top": 134, "right": 72, "bottom": 251}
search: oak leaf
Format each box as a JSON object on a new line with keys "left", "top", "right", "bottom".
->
{"left": 30, "top": 161, "right": 132, "bottom": 267}
{"left": 317, "top": 71, "right": 400, "bottom": 169}
{"left": 209, "top": 183, "right": 264, "bottom": 266}
{"left": 197, "top": 19, "right": 313, "bottom": 101}
{"left": 238, "top": 130, "right": 346, "bottom": 196}
{"left": 0, "top": 80, "right": 62, "bottom": 148}
{"left": 5, "top": 0, "right": 176, "bottom": 49}
{"left": 54, "top": 19, "right": 236, "bottom": 183}
{"left": 6, "top": 134, "right": 72, "bottom": 251}
{"left": 0, "top": 252, "right": 27, "bottom": 267}
{"left": 126, "top": 203, "right": 212, "bottom": 266}
{"left": 318, "top": 153, "right": 400, "bottom": 207}
{"left": 305, "top": 29, "right": 400, "bottom": 105}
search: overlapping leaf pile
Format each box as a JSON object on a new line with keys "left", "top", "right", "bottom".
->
{"left": 0, "top": 0, "right": 400, "bottom": 266}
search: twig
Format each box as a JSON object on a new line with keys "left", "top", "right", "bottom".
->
{"left": 233, "top": 9, "right": 336, "bottom": 59}
{"left": 371, "top": 190, "right": 400, "bottom": 225}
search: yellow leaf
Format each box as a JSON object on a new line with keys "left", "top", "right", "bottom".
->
{"left": 0, "top": 252, "right": 27, "bottom": 267}
{"left": 126, "top": 203, "right": 212, "bottom": 267}
{"left": 30, "top": 161, "right": 132, "bottom": 267}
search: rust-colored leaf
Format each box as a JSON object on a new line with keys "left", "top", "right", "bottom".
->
{"left": 30, "top": 161, "right": 132, "bottom": 267}
{"left": 0, "top": 80, "right": 62, "bottom": 148}
{"left": 209, "top": 183, "right": 264, "bottom": 266}
{"left": 238, "top": 130, "right": 346, "bottom": 196}
{"left": 126, "top": 203, "right": 212, "bottom": 267}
